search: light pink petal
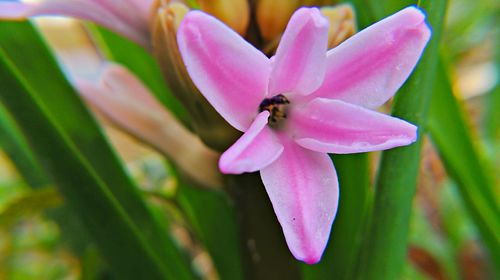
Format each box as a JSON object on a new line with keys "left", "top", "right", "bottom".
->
{"left": 268, "top": 7, "right": 329, "bottom": 97}
{"left": 260, "top": 135, "right": 338, "bottom": 264}
{"left": 309, "top": 6, "right": 431, "bottom": 109}
{"left": 122, "top": 0, "right": 154, "bottom": 20}
{"left": 74, "top": 62, "right": 221, "bottom": 187}
{"left": 219, "top": 111, "right": 283, "bottom": 174}
{"left": 177, "top": 11, "right": 271, "bottom": 131}
{"left": 100, "top": 63, "right": 165, "bottom": 111}
{"left": 74, "top": 63, "right": 168, "bottom": 136}
{"left": 96, "top": 0, "right": 151, "bottom": 32}
{"left": 0, "top": 1, "right": 150, "bottom": 48}
{"left": 290, "top": 98, "right": 417, "bottom": 154}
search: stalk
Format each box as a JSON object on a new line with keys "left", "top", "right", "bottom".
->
{"left": 352, "top": 0, "right": 448, "bottom": 279}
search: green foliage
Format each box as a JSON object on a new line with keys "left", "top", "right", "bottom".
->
{"left": 177, "top": 185, "right": 245, "bottom": 280}
{"left": 0, "top": 104, "right": 49, "bottom": 188}
{"left": 0, "top": 22, "right": 194, "bottom": 279}
{"left": 428, "top": 61, "right": 500, "bottom": 267}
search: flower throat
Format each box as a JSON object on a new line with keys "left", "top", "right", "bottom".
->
{"left": 258, "top": 94, "right": 290, "bottom": 127}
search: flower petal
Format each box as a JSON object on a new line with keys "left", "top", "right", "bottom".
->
{"left": 74, "top": 63, "right": 172, "bottom": 147}
{"left": 219, "top": 111, "right": 283, "bottom": 174}
{"left": 0, "top": 0, "right": 150, "bottom": 48}
{"left": 92, "top": 0, "right": 151, "bottom": 33}
{"left": 74, "top": 63, "right": 222, "bottom": 187}
{"left": 309, "top": 6, "right": 431, "bottom": 109}
{"left": 124, "top": 0, "right": 154, "bottom": 23}
{"left": 177, "top": 11, "right": 271, "bottom": 131}
{"left": 260, "top": 135, "right": 338, "bottom": 264}
{"left": 290, "top": 98, "right": 417, "bottom": 154}
{"left": 268, "top": 7, "right": 329, "bottom": 97}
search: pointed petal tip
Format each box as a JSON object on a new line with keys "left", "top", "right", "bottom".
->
{"left": 401, "top": 5, "right": 427, "bottom": 21}
{"left": 313, "top": 5, "right": 432, "bottom": 108}
{"left": 401, "top": 5, "right": 432, "bottom": 40}
{"left": 178, "top": 10, "right": 213, "bottom": 33}
{"left": 302, "top": 254, "right": 322, "bottom": 265}
{"left": 177, "top": 15, "right": 200, "bottom": 42}
{"left": 268, "top": 6, "right": 329, "bottom": 96}
{"left": 260, "top": 138, "right": 338, "bottom": 266}
{"left": 219, "top": 144, "right": 284, "bottom": 174}
{"left": 218, "top": 111, "right": 284, "bottom": 174}
{"left": 218, "top": 158, "right": 251, "bottom": 174}
{"left": 291, "top": 99, "right": 420, "bottom": 153}
{"left": 292, "top": 243, "right": 326, "bottom": 264}
{"left": 294, "top": 7, "right": 329, "bottom": 28}
{"left": 410, "top": 124, "right": 418, "bottom": 141}
{"left": 178, "top": 11, "right": 218, "bottom": 49}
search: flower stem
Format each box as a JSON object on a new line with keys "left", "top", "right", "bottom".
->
{"left": 224, "top": 173, "right": 301, "bottom": 280}
{"left": 352, "top": 0, "right": 448, "bottom": 279}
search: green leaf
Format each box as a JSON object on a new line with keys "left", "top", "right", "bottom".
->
{"left": 408, "top": 194, "right": 459, "bottom": 280}
{"left": 89, "top": 26, "right": 191, "bottom": 126}
{"left": 302, "top": 154, "right": 371, "bottom": 280}
{"left": 0, "top": 104, "right": 49, "bottom": 188}
{"left": 439, "top": 180, "right": 477, "bottom": 269}
{"left": 427, "top": 60, "right": 500, "bottom": 268}
{"left": 0, "top": 52, "right": 175, "bottom": 279}
{"left": 177, "top": 185, "right": 245, "bottom": 280}
{"left": 483, "top": 46, "right": 500, "bottom": 145}
{"left": 484, "top": 84, "right": 500, "bottom": 144}
{"left": 0, "top": 22, "right": 195, "bottom": 279}
{"left": 343, "top": 0, "right": 381, "bottom": 28}
{"left": 381, "top": 0, "right": 416, "bottom": 16}
{"left": 352, "top": 0, "right": 448, "bottom": 279}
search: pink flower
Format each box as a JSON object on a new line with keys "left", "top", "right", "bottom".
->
{"left": 0, "top": 0, "right": 153, "bottom": 48}
{"left": 179, "top": 6, "right": 431, "bottom": 264}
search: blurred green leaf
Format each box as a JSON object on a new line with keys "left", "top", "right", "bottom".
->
{"left": 177, "top": 185, "right": 244, "bottom": 280}
{"left": 484, "top": 84, "right": 500, "bottom": 144}
{"left": 408, "top": 196, "right": 459, "bottom": 280}
{"left": 427, "top": 61, "right": 500, "bottom": 267}
{"left": 439, "top": 180, "right": 477, "bottom": 254}
{"left": 382, "top": 0, "right": 416, "bottom": 16}
{"left": 443, "top": 0, "right": 498, "bottom": 60}
{"left": 89, "top": 26, "right": 191, "bottom": 126}
{"left": 0, "top": 52, "right": 178, "bottom": 279}
{"left": 81, "top": 245, "right": 111, "bottom": 280}
{"left": 352, "top": 0, "right": 448, "bottom": 279}
{"left": 0, "top": 22, "right": 195, "bottom": 279}
{"left": 345, "top": 0, "right": 414, "bottom": 27}
{"left": 483, "top": 46, "right": 500, "bottom": 145}
{"left": 343, "top": 0, "right": 380, "bottom": 28}
{"left": 401, "top": 260, "right": 431, "bottom": 280}
{"left": 0, "top": 104, "right": 49, "bottom": 188}
{"left": 302, "top": 154, "right": 371, "bottom": 280}
{"left": 1, "top": 91, "right": 99, "bottom": 267}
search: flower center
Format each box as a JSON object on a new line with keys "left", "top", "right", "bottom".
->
{"left": 258, "top": 94, "right": 290, "bottom": 127}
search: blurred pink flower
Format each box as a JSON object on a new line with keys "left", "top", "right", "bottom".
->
{"left": 0, "top": 0, "right": 153, "bottom": 48}
{"left": 74, "top": 62, "right": 221, "bottom": 188}
{"left": 177, "top": 6, "right": 431, "bottom": 263}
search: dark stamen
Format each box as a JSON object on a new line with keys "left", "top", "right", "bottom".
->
{"left": 258, "top": 94, "right": 290, "bottom": 126}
